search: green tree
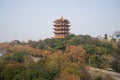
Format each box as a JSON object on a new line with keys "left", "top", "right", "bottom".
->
{"left": 104, "top": 34, "right": 108, "bottom": 40}
{"left": 0, "top": 62, "right": 25, "bottom": 80}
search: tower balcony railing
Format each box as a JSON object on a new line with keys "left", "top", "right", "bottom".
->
{"left": 54, "top": 31, "right": 69, "bottom": 34}
{"left": 54, "top": 21, "right": 70, "bottom": 24}
{"left": 54, "top": 27, "right": 70, "bottom": 30}
{"left": 54, "top": 24, "right": 70, "bottom": 26}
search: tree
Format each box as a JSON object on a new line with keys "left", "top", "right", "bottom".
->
{"left": 112, "top": 54, "right": 120, "bottom": 72}
{"left": 104, "top": 34, "right": 108, "bottom": 40}
{"left": 55, "top": 70, "right": 80, "bottom": 80}
{"left": 0, "top": 62, "right": 25, "bottom": 80}
{"left": 2, "top": 52, "right": 25, "bottom": 63}
{"left": 66, "top": 45, "right": 85, "bottom": 63}
{"left": 11, "top": 52, "right": 25, "bottom": 63}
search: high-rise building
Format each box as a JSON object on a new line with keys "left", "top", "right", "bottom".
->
{"left": 53, "top": 16, "right": 70, "bottom": 38}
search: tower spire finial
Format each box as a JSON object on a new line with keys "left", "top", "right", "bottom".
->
{"left": 61, "top": 16, "right": 64, "bottom": 21}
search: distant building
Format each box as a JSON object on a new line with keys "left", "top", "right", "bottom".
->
{"left": 112, "top": 31, "right": 120, "bottom": 42}
{"left": 0, "top": 50, "right": 7, "bottom": 56}
{"left": 112, "top": 31, "right": 120, "bottom": 38}
{"left": 53, "top": 16, "right": 70, "bottom": 38}
{"left": 97, "top": 31, "right": 120, "bottom": 43}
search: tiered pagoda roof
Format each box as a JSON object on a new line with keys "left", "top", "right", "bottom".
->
{"left": 53, "top": 16, "right": 71, "bottom": 38}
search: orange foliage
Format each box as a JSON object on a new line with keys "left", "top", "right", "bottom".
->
{"left": 55, "top": 70, "right": 80, "bottom": 80}
{"left": 66, "top": 45, "right": 85, "bottom": 63}
{"left": 42, "top": 50, "right": 52, "bottom": 57}
{"left": 0, "top": 43, "right": 42, "bottom": 56}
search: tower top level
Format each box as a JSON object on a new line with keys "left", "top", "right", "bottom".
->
{"left": 53, "top": 16, "right": 71, "bottom": 38}
{"left": 54, "top": 16, "right": 70, "bottom": 24}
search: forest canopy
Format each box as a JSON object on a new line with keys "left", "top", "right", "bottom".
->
{"left": 0, "top": 34, "right": 120, "bottom": 80}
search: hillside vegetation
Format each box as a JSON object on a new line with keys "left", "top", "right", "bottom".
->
{"left": 0, "top": 34, "right": 120, "bottom": 80}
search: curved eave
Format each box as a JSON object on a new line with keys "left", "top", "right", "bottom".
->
{"left": 54, "top": 28, "right": 70, "bottom": 30}
{"left": 54, "top": 32, "right": 69, "bottom": 34}
{"left": 54, "top": 24, "right": 70, "bottom": 27}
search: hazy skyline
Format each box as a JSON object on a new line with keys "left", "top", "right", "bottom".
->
{"left": 0, "top": 0, "right": 120, "bottom": 42}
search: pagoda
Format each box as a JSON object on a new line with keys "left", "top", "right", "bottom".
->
{"left": 53, "top": 16, "right": 70, "bottom": 38}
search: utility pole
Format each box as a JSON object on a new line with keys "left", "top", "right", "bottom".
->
{"left": 89, "top": 58, "right": 91, "bottom": 67}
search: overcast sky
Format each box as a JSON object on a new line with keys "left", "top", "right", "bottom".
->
{"left": 0, "top": 0, "right": 120, "bottom": 42}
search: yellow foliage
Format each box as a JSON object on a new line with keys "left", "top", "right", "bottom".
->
{"left": 55, "top": 70, "right": 80, "bottom": 80}
{"left": 66, "top": 45, "right": 85, "bottom": 63}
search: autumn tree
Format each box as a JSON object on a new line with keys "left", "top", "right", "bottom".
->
{"left": 65, "top": 45, "right": 85, "bottom": 63}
